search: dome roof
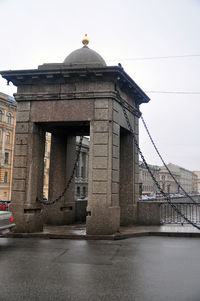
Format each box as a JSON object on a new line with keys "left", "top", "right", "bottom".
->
{"left": 63, "top": 46, "right": 106, "bottom": 68}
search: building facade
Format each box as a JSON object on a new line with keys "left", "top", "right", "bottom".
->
{"left": 158, "top": 165, "right": 180, "bottom": 194}
{"left": 75, "top": 136, "right": 89, "bottom": 199}
{"left": 0, "top": 92, "right": 16, "bottom": 200}
{"left": 139, "top": 162, "right": 198, "bottom": 196}
{"left": 159, "top": 163, "right": 198, "bottom": 194}
{"left": 193, "top": 171, "right": 200, "bottom": 194}
{"left": 43, "top": 134, "right": 89, "bottom": 200}
{"left": 43, "top": 132, "right": 51, "bottom": 199}
{"left": 139, "top": 161, "right": 160, "bottom": 196}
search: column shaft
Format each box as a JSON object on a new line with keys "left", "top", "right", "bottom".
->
{"left": 120, "top": 129, "right": 137, "bottom": 225}
{"left": 44, "top": 134, "right": 76, "bottom": 225}
{"left": 86, "top": 99, "right": 120, "bottom": 235}
{"left": 10, "top": 120, "right": 45, "bottom": 232}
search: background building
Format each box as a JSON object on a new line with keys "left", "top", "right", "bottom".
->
{"left": 75, "top": 136, "right": 89, "bottom": 199}
{"left": 139, "top": 161, "right": 160, "bottom": 196}
{"left": 193, "top": 171, "right": 200, "bottom": 194}
{"left": 43, "top": 132, "right": 51, "bottom": 199}
{"left": 159, "top": 163, "right": 198, "bottom": 194}
{"left": 0, "top": 92, "right": 16, "bottom": 200}
{"left": 158, "top": 165, "right": 180, "bottom": 194}
{"left": 43, "top": 135, "right": 89, "bottom": 200}
{"left": 139, "top": 162, "right": 199, "bottom": 196}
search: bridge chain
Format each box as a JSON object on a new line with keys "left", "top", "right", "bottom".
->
{"left": 117, "top": 91, "right": 200, "bottom": 230}
{"left": 36, "top": 135, "right": 83, "bottom": 206}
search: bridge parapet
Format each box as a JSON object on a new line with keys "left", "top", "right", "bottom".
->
{"left": 138, "top": 197, "right": 200, "bottom": 226}
{"left": 137, "top": 201, "right": 162, "bottom": 225}
{"left": 149, "top": 195, "right": 200, "bottom": 203}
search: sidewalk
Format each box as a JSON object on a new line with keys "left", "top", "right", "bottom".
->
{"left": 8, "top": 223, "right": 200, "bottom": 240}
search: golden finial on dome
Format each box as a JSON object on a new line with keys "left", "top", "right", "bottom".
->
{"left": 82, "top": 34, "right": 89, "bottom": 46}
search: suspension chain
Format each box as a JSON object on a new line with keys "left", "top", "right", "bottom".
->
{"left": 37, "top": 136, "right": 83, "bottom": 206}
{"left": 117, "top": 91, "right": 200, "bottom": 230}
{"left": 140, "top": 115, "right": 197, "bottom": 203}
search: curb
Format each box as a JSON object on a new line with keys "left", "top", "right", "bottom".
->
{"left": 6, "top": 231, "right": 200, "bottom": 240}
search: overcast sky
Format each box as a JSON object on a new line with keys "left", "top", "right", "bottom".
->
{"left": 0, "top": 0, "right": 199, "bottom": 171}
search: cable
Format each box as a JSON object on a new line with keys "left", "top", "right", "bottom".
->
{"left": 107, "top": 54, "right": 200, "bottom": 62}
{"left": 145, "top": 91, "right": 200, "bottom": 95}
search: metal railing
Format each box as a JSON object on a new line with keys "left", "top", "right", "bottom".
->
{"left": 160, "top": 202, "right": 200, "bottom": 224}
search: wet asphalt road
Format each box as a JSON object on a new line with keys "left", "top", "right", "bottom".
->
{"left": 0, "top": 237, "right": 200, "bottom": 301}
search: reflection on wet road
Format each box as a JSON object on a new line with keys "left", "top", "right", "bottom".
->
{"left": 0, "top": 237, "right": 200, "bottom": 301}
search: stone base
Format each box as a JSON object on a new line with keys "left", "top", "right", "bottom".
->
{"left": 9, "top": 203, "right": 43, "bottom": 233}
{"left": 137, "top": 201, "right": 162, "bottom": 225}
{"left": 75, "top": 200, "right": 87, "bottom": 222}
{"left": 43, "top": 202, "right": 76, "bottom": 225}
{"left": 120, "top": 204, "right": 137, "bottom": 226}
{"left": 86, "top": 206, "right": 120, "bottom": 235}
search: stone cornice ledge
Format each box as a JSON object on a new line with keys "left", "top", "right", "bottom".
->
{"left": 14, "top": 90, "right": 139, "bottom": 116}
{"left": 14, "top": 90, "right": 117, "bottom": 101}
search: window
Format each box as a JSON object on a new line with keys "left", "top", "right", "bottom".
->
{"left": 76, "top": 157, "right": 79, "bottom": 178}
{"left": 77, "top": 186, "right": 80, "bottom": 195}
{"left": 6, "top": 132, "right": 10, "bottom": 144}
{"left": 45, "top": 142, "right": 47, "bottom": 153}
{"left": 7, "top": 113, "right": 12, "bottom": 124}
{"left": 0, "top": 110, "right": 2, "bottom": 122}
{"left": 4, "top": 172, "right": 8, "bottom": 183}
{"left": 4, "top": 152, "right": 9, "bottom": 164}
{"left": 83, "top": 186, "right": 86, "bottom": 196}
{"left": 81, "top": 153, "right": 86, "bottom": 178}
